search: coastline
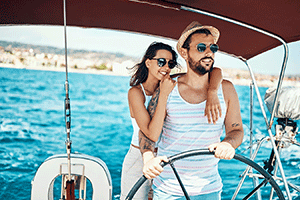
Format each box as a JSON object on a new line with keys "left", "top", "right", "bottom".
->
{"left": 1, "top": 63, "right": 299, "bottom": 88}
{"left": 0, "top": 63, "right": 121, "bottom": 76}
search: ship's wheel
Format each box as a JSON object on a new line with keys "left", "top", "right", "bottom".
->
{"left": 125, "top": 149, "right": 284, "bottom": 200}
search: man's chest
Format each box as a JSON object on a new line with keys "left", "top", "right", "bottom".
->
{"left": 178, "top": 88, "right": 207, "bottom": 104}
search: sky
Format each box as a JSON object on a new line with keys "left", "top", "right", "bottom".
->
{"left": 0, "top": 25, "right": 299, "bottom": 76}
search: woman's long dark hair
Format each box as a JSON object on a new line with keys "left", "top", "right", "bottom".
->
{"left": 129, "top": 42, "right": 177, "bottom": 86}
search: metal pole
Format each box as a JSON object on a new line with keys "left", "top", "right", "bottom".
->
{"left": 250, "top": 83, "right": 254, "bottom": 157}
{"left": 64, "top": 0, "right": 68, "bottom": 81}
{"left": 250, "top": 83, "right": 262, "bottom": 200}
{"left": 63, "top": 0, "right": 72, "bottom": 183}
{"left": 243, "top": 59, "right": 291, "bottom": 199}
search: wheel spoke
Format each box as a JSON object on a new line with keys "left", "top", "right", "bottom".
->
{"left": 242, "top": 179, "right": 267, "bottom": 200}
{"left": 169, "top": 162, "right": 191, "bottom": 200}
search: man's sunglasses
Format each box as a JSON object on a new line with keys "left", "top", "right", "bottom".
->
{"left": 197, "top": 43, "right": 219, "bottom": 53}
{"left": 151, "top": 58, "right": 177, "bottom": 69}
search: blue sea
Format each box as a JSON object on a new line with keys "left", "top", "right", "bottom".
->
{"left": 0, "top": 67, "right": 299, "bottom": 199}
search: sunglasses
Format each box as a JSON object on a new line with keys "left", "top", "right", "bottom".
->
{"left": 151, "top": 58, "right": 177, "bottom": 69}
{"left": 197, "top": 43, "right": 219, "bottom": 53}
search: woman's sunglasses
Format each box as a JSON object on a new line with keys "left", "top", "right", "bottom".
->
{"left": 197, "top": 43, "right": 219, "bottom": 53}
{"left": 151, "top": 58, "right": 177, "bottom": 69}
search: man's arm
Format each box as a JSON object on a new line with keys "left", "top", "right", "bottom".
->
{"left": 209, "top": 80, "right": 244, "bottom": 159}
{"left": 222, "top": 80, "right": 244, "bottom": 149}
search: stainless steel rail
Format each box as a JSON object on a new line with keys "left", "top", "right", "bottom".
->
{"left": 63, "top": 0, "right": 72, "bottom": 183}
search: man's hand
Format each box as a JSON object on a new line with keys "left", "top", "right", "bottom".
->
{"left": 205, "top": 89, "right": 222, "bottom": 124}
{"left": 208, "top": 142, "right": 235, "bottom": 160}
{"left": 143, "top": 156, "right": 168, "bottom": 179}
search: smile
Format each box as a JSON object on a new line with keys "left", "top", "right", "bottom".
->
{"left": 201, "top": 58, "right": 213, "bottom": 63}
{"left": 160, "top": 71, "right": 167, "bottom": 75}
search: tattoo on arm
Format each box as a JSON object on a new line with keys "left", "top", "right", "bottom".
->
{"left": 232, "top": 123, "right": 240, "bottom": 127}
{"left": 139, "top": 130, "right": 155, "bottom": 154}
{"left": 138, "top": 88, "right": 160, "bottom": 154}
{"left": 147, "top": 88, "right": 160, "bottom": 118}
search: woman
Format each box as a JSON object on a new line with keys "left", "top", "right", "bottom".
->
{"left": 120, "top": 42, "right": 222, "bottom": 200}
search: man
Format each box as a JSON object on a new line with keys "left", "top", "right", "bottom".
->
{"left": 139, "top": 21, "right": 244, "bottom": 199}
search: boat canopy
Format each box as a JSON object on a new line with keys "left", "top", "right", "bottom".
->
{"left": 1, "top": 0, "right": 299, "bottom": 59}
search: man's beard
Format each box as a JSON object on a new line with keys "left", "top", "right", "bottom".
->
{"left": 188, "top": 56, "right": 214, "bottom": 75}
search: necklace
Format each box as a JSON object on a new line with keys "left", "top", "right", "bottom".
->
{"left": 143, "top": 87, "right": 154, "bottom": 96}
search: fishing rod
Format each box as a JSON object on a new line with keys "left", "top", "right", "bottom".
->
{"left": 63, "top": 0, "right": 75, "bottom": 199}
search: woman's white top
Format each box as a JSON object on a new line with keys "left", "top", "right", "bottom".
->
{"left": 130, "top": 84, "right": 152, "bottom": 146}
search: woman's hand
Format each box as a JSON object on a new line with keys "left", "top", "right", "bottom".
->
{"left": 205, "top": 88, "right": 222, "bottom": 124}
{"left": 159, "top": 74, "right": 176, "bottom": 98}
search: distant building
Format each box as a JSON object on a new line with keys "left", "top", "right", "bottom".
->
{"left": 112, "top": 60, "right": 135, "bottom": 76}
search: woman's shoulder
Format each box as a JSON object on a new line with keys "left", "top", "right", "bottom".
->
{"left": 129, "top": 84, "right": 141, "bottom": 92}
{"left": 128, "top": 85, "right": 144, "bottom": 99}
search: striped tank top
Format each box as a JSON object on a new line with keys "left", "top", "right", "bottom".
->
{"left": 153, "top": 81, "right": 227, "bottom": 196}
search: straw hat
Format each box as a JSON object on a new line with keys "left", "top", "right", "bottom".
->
{"left": 176, "top": 21, "right": 220, "bottom": 55}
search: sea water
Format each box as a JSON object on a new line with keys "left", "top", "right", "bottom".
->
{"left": 0, "top": 67, "right": 299, "bottom": 199}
